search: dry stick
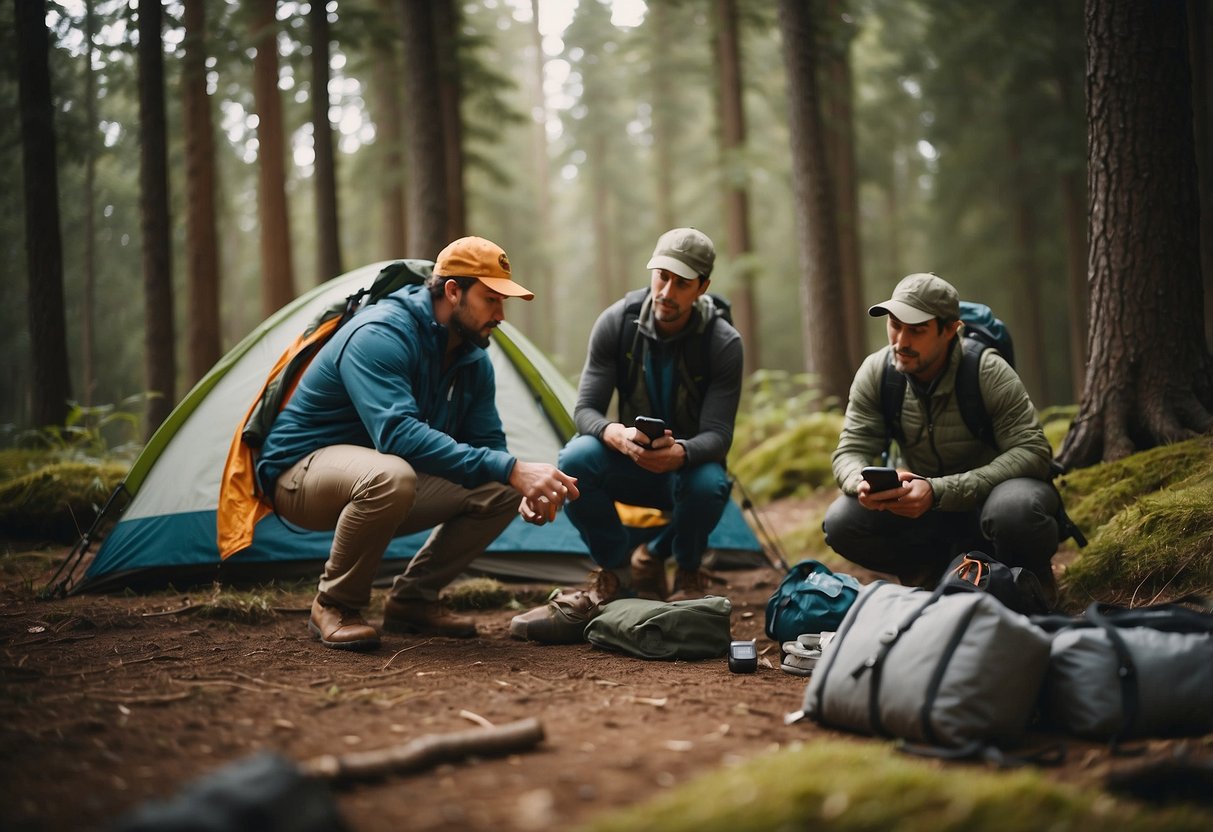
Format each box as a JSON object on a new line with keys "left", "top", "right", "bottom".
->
{"left": 299, "top": 717, "right": 545, "bottom": 782}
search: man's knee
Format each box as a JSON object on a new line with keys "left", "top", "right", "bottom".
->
{"left": 679, "top": 462, "right": 730, "bottom": 505}
{"left": 981, "top": 479, "right": 1060, "bottom": 564}
{"left": 558, "top": 434, "right": 609, "bottom": 478}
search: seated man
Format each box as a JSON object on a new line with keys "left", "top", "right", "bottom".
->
{"left": 823, "top": 273, "right": 1059, "bottom": 589}
{"left": 254, "top": 237, "right": 578, "bottom": 650}
{"left": 559, "top": 228, "right": 744, "bottom": 602}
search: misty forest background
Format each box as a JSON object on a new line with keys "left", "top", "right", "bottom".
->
{"left": 4, "top": 0, "right": 1212, "bottom": 474}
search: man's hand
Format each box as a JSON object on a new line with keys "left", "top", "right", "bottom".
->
{"left": 510, "top": 461, "right": 579, "bottom": 526}
{"left": 601, "top": 422, "right": 685, "bottom": 473}
{"left": 857, "top": 471, "right": 933, "bottom": 518}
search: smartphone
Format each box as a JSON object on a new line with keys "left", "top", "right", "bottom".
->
{"left": 861, "top": 466, "right": 902, "bottom": 493}
{"left": 634, "top": 416, "right": 669, "bottom": 441}
{"left": 728, "top": 640, "right": 758, "bottom": 673}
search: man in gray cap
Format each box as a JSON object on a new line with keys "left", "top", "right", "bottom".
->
{"left": 823, "top": 272, "right": 1060, "bottom": 591}
{"left": 558, "top": 228, "right": 744, "bottom": 605}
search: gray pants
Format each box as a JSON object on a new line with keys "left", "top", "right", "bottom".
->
{"left": 273, "top": 445, "right": 518, "bottom": 608}
{"left": 822, "top": 477, "right": 1060, "bottom": 585}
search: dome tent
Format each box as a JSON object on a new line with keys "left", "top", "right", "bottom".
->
{"left": 49, "top": 261, "right": 762, "bottom": 596}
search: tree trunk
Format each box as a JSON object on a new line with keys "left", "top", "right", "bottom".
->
{"left": 182, "top": 0, "right": 222, "bottom": 386}
{"left": 15, "top": 0, "right": 72, "bottom": 429}
{"left": 528, "top": 0, "right": 554, "bottom": 349}
{"left": 311, "top": 0, "right": 343, "bottom": 283}
{"left": 1058, "top": 0, "right": 1213, "bottom": 469}
{"left": 714, "top": 0, "right": 759, "bottom": 374}
{"left": 138, "top": 0, "right": 175, "bottom": 435}
{"left": 399, "top": 0, "right": 448, "bottom": 259}
{"left": 1059, "top": 170, "right": 1089, "bottom": 402}
{"left": 650, "top": 0, "right": 676, "bottom": 232}
{"left": 432, "top": 0, "right": 465, "bottom": 242}
{"left": 251, "top": 0, "right": 295, "bottom": 315}
{"left": 1188, "top": 0, "right": 1213, "bottom": 352}
{"left": 372, "top": 0, "right": 406, "bottom": 258}
{"left": 590, "top": 132, "right": 615, "bottom": 312}
{"left": 1005, "top": 133, "right": 1048, "bottom": 404}
{"left": 778, "top": 0, "right": 851, "bottom": 404}
{"left": 823, "top": 0, "right": 864, "bottom": 372}
{"left": 82, "top": 0, "right": 97, "bottom": 408}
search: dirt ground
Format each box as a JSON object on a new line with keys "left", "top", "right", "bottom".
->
{"left": 1, "top": 496, "right": 1210, "bottom": 831}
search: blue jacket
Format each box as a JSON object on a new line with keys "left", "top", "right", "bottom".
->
{"left": 256, "top": 284, "right": 515, "bottom": 492}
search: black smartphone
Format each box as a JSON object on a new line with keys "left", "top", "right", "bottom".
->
{"left": 634, "top": 416, "right": 669, "bottom": 441}
{"left": 861, "top": 466, "right": 902, "bottom": 492}
{"left": 728, "top": 640, "right": 758, "bottom": 673}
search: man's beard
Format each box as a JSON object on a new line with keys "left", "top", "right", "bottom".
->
{"left": 452, "top": 302, "right": 493, "bottom": 349}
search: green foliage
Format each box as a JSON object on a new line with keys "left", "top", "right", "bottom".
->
{"left": 189, "top": 585, "right": 282, "bottom": 625}
{"left": 730, "top": 371, "right": 842, "bottom": 502}
{"left": 578, "top": 738, "right": 1213, "bottom": 832}
{"left": 0, "top": 460, "right": 127, "bottom": 542}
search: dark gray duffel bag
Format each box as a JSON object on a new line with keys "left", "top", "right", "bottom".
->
{"left": 1035, "top": 602, "right": 1213, "bottom": 743}
{"left": 801, "top": 581, "right": 1052, "bottom": 750}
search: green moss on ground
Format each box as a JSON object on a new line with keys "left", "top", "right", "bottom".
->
{"left": 0, "top": 461, "right": 128, "bottom": 542}
{"left": 579, "top": 739, "right": 1213, "bottom": 832}
{"left": 729, "top": 412, "right": 843, "bottom": 501}
{"left": 442, "top": 577, "right": 556, "bottom": 611}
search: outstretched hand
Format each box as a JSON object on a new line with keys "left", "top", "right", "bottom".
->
{"left": 510, "top": 461, "right": 579, "bottom": 525}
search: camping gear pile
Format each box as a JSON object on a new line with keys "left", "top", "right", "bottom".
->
{"left": 774, "top": 557, "right": 1213, "bottom": 760}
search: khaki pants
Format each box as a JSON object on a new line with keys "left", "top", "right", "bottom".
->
{"left": 273, "top": 445, "right": 518, "bottom": 608}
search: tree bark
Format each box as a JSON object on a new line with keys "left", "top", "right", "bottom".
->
{"left": 650, "top": 1, "right": 676, "bottom": 233}
{"left": 311, "top": 0, "right": 343, "bottom": 283}
{"left": 714, "top": 0, "right": 759, "bottom": 374}
{"left": 1005, "top": 133, "right": 1048, "bottom": 404}
{"left": 432, "top": 0, "right": 465, "bottom": 242}
{"left": 181, "top": 0, "right": 222, "bottom": 385}
{"left": 823, "top": 0, "right": 864, "bottom": 372}
{"left": 528, "top": 0, "right": 554, "bottom": 349}
{"left": 82, "top": 0, "right": 97, "bottom": 408}
{"left": 372, "top": 0, "right": 407, "bottom": 258}
{"left": 15, "top": 0, "right": 72, "bottom": 428}
{"left": 399, "top": 0, "right": 449, "bottom": 259}
{"left": 1058, "top": 0, "right": 1213, "bottom": 468}
{"left": 1188, "top": 0, "right": 1213, "bottom": 352}
{"left": 138, "top": 0, "right": 175, "bottom": 435}
{"left": 251, "top": 0, "right": 296, "bottom": 315}
{"left": 778, "top": 0, "right": 851, "bottom": 405}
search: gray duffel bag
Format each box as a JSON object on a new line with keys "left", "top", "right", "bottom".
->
{"left": 1036, "top": 602, "right": 1213, "bottom": 742}
{"left": 802, "top": 581, "right": 1052, "bottom": 750}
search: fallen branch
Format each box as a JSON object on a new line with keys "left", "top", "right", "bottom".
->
{"left": 299, "top": 717, "right": 544, "bottom": 782}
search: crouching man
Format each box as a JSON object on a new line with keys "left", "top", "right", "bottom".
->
{"left": 254, "top": 237, "right": 578, "bottom": 650}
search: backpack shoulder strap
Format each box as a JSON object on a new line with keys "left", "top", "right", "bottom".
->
{"left": 957, "top": 337, "right": 996, "bottom": 448}
{"left": 879, "top": 352, "right": 908, "bottom": 455}
{"left": 616, "top": 288, "right": 651, "bottom": 399}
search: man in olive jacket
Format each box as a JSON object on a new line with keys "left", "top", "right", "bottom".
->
{"left": 823, "top": 273, "right": 1059, "bottom": 588}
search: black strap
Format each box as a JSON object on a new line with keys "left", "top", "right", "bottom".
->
{"left": 1085, "top": 602, "right": 1141, "bottom": 749}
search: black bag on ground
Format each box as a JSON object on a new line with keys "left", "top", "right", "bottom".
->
{"left": 1034, "top": 602, "right": 1213, "bottom": 743}
{"left": 939, "top": 551, "right": 1054, "bottom": 616}
{"left": 802, "top": 581, "right": 1052, "bottom": 751}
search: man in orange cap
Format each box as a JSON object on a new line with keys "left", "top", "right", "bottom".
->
{"left": 257, "top": 237, "right": 579, "bottom": 650}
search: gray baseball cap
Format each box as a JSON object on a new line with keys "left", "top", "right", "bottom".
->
{"left": 646, "top": 227, "right": 715, "bottom": 280}
{"left": 868, "top": 272, "right": 960, "bottom": 325}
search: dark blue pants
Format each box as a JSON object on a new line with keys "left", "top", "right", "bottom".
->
{"left": 558, "top": 434, "right": 731, "bottom": 571}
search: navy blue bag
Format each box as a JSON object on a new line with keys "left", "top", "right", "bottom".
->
{"left": 764, "top": 560, "right": 862, "bottom": 643}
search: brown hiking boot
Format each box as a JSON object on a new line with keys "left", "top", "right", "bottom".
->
{"left": 630, "top": 545, "right": 669, "bottom": 600}
{"left": 309, "top": 595, "right": 380, "bottom": 651}
{"left": 509, "top": 588, "right": 602, "bottom": 644}
{"left": 382, "top": 597, "right": 477, "bottom": 638}
{"left": 667, "top": 567, "right": 712, "bottom": 602}
{"left": 588, "top": 568, "right": 624, "bottom": 605}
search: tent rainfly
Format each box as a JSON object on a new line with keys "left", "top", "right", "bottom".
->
{"left": 48, "top": 261, "right": 763, "bottom": 596}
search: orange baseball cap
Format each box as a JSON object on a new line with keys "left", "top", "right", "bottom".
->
{"left": 433, "top": 236, "right": 534, "bottom": 300}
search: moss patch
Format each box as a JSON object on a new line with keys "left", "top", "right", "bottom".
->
{"left": 0, "top": 461, "right": 128, "bottom": 543}
{"left": 578, "top": 739, "right": 1213, "bottom": 832}
{"left": 729, "top": 412, "right": 844, "bottom": 501}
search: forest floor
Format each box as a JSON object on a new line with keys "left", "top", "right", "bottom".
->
{"left": 2, "top": 495, "right": 1210, "bottom": 831}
